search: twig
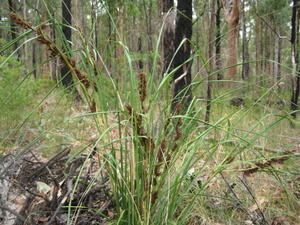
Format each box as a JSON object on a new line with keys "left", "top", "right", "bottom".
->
{"left": 46, "top": 180, "right": 73, "bottom": 225}
{"left": 239, "top": 176, "right": 269, "bottom": 225}
{"left": 48, "top": 169, "right": 60, "bottom": 210}
{"left": 0, "top": 176, "right": 50, "bottom": 203}
{"left": 252, "top": 145, "right": 295, "bottom": 154}
{"left": 27, "top": 149, "right": 41, "bottom": 162}
{"left": 220, "top": 173, "right": 249, "bottom": 215}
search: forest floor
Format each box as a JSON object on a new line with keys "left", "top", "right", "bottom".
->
{"left": 0, "top": 145, "right": 114, "bottom": 225}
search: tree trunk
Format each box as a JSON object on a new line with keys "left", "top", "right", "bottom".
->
{"left": 255, "top": 15, "right": 262, "bottom": 82}
{"left": 273, "top": 28, "right": 282, "bottom": 89}
{"left": 0, "top": 15, "right": 2, "bottom": 40}
{"left": 142, "top": 0, "right": 153, "bottom": 53}
{"left": 261, "top": 25, "right": 268, "bottom": 81}
{"left": 117, "top": 5, "right": 125, "bottom": 84}
{"left": 277, "top": 37, "right": 282, "bottom": 83}
{"left": 215, "top": 0, "right": 222, "bottom": 81}
{"left": 8, "top": 0, "right": 19, "bottom": 58}
{"left": 290, "top": 0, "right": 300, "bottom": 119}
{"left": 22, "top": 0, "right": 29, "bottom": 72}
{"left": 172, "top": 0, "right": 193, "bottom": 111}
{"left": 267, "top": 26, "right": 273, "bottom": 82}
{"left": 223, "top": 0, "right": 240, "bottom": 85}
{"left": 50, "top": 11, "right": 58, "bottom": 81}
{"left": 205, "top": 0, "right": 216, "bottom": 124}
{"left": 274, "top": 34, "right": 279, "bottom": 84}
{"left": 241, "top": 0, "right": 250, "bottom": 80}
{"left": 61, "top": 0, "right": 74, "bottom": 88}
{"left": 32, "top": 42, "right": 37, "bottom": 78}
{"left": 73, "top": 0, "right": 84, "bottom": 62}
{"left": 41, "top": 12, "right": 50, "bottom": 78}
{"left": 107, "top": 17, "right": 113, "bottom": 72}
{"left": 161, "top": 0, "right": 175, "bottom": 76}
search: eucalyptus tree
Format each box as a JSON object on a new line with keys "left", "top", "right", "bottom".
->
{"left": 255, "top": 0, "right": 289, "bottom": 85}
{"left": 205, "top": 0, "right": 216, "bottom": 124}
{"left": 222, "top": 0, "right": 240, "bottom": 85}
{"left": 171, "top": 0, "right": 193, "bottom": 111}
{"left": 8, "top": 0, "right": 19, "bottom": 58}
{"left": 241, "top": 0, "right": 250, "bottom": 80}
{"left": 290, "top": 0, "right": 300, "bottom": 119}
{"left": 161, "top": 0, "right": 175, "bottom": 76}
{"left": 61, "top": 0, "right": 74, "bottom": 88}
{"left": 215, "top": 0, "right": 222, "bottom": 81}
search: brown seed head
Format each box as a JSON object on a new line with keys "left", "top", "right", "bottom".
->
{"left": 40, "top": 23, "right": 47, "bottom": 30}
{"left": 243, "top": 167, "right": 259, "bottom": 176}
{"left": 9, "top": 12, "right": 32, "bottom": 29}
{"left": 126, "top": 104, "right": 133, "bottom": 115}
{"left": 9, "top": 12, "right": 17, "bottom": 21}
{"left": 138, "top": 72, "right": 147, "bottom": 103}
{"left": 151, "top": 192, "right": 158, "bottom": 204}
{"left": 174, "top": 103, "right": 181, "bottom": 115}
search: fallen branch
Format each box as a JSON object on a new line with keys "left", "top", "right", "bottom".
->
{"left": 28, "top": 147, "right": 70, "bottom": 180}
{"left": 205, "top": 137, "right": 298, "bottom": 154}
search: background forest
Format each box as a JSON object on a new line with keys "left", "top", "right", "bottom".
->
{"left": 0, "top": 0, "right": 299, "bottom": 224}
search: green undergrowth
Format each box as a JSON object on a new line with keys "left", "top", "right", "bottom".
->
{"left": 0, "top": 56, "right": 96, "bottom": 157}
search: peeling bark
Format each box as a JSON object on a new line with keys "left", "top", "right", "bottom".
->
{"left": 290, "top": 0, "right": 300, "bottom": 119}
{"left": 241, "top": 0, "right": 250, "bottom": 80}
{"left": 222, "top": 0, "right": 240, "bottom": 83}
{"left": 216, "top": 0, "right": 223, "bottom": 81}
{"left": 172, "top": 0, "right": 193, "bottom": 111}
{"left": 205, "top": 0, "right": 216, "bottom": 124}
{"left": 61, "top": 0, "right": 74, "bottom": 88}
{"left": 161, "top": 0, "right": 175, "bottom": 76}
